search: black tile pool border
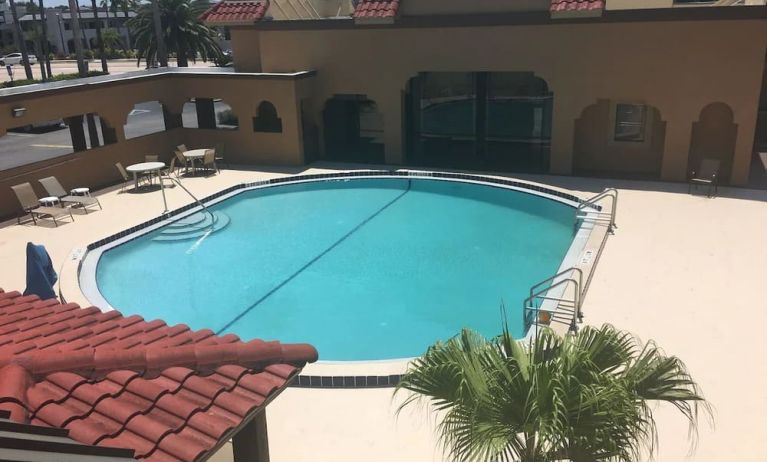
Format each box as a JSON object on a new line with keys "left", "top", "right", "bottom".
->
{"left": 291, "top": 374, "right": 403, "bottom": 389}
{"left": 86, "top": 169, "right": 597, "bottom": 252}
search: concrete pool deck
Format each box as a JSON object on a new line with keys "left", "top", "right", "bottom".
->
{"left": 1, "top": 164, "right": 765, "bottom": 461}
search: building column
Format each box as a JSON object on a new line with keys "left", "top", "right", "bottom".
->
{"left": 86, "top": 113, "right": 100, "bottom": 148}
{"left": 549, "top": 95, "right": 581, "bottom": 175}
{"left": 195, "top": 98, "right": 217, "bottom": 129}
{"left": 232, "top": 410, "right": 269, "bottom": 462}
{"left": 66, "top": 115, "right": 87, "bottom": 152}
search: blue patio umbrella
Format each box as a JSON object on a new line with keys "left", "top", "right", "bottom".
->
{"left": 23, "top": 242, "right": 57, "bottom": 300}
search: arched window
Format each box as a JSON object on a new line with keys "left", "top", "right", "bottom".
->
{"left": 182, "top": 98, "right": 238, "bottom": 130}
{"left": 253, "top": 101, "right": 282, "bottom": 133}
{"left": 123, "top": 101, "right": 167, "bottom": 139}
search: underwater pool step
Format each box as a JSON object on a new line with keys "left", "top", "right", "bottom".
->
{"left": 152, "top": 211, "right": 230, "bottom": 242}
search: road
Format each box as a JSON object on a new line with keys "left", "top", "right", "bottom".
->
{"left": 0, "top": 100, "right": 233, "bottom": 171}
{"left": 0, "top": 59, "right": 214, "bottom": 83}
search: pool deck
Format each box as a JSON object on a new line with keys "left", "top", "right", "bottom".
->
{"left": 2, "top": 164, "right": 766, "bottom": 461}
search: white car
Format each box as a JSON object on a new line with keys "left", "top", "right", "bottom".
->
{"left": 0, "top": 53, "right": 37, "bottom": 66}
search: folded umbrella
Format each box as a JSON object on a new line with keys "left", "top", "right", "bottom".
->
{"left": 23, "top": 242, "right": 57, "bottom": 300}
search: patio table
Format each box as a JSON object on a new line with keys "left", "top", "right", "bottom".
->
{"left": 126, "top": 161, "right": 165, "bottom": 190}
{"left": 183, "top": 149, "right": 208, "bottom": 176}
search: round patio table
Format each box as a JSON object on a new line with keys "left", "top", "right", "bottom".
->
{"left": 126, "top": 161, "right": 165, "bottom": 190}
{"left": 183, "top": 149, "right": 208, "bottom": 176}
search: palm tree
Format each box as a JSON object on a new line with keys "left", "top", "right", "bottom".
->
{"left": 396, "top": 322, "right": 711, "bottom": 462}
{"left": 67, "top": 0, "right": 86, "bottom": 76}
{"left": 128, "top": 0, "right": 221, "bottom": 67}
{"left": 90, "top": 0, "right": 108, "bottom": 71}
{"left": 37, "top": 0, "right": 53, "bottom": 77}
{"left": 8, "top": 0, "right": 34, "bottom": 79}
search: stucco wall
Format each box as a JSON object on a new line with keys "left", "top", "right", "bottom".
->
{"left": 253, "top": 19, "right": 766, "bottom": 184}
{"left": 0, "top": 73, "right": 308, "bottom": 219}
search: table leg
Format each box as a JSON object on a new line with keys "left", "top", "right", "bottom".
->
{"left": 133, "top": 172, "right": 138, "bottom": 190}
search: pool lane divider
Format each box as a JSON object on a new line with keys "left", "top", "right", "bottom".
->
{"left": 215, "top": 180, "right": 413, "bottom": 335}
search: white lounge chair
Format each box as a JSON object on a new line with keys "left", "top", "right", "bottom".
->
{"left": 38, "top": 176, "right": 101, "bottom": 213}
{"left": 11, "top": 182, "right": 74, "bottom": 226}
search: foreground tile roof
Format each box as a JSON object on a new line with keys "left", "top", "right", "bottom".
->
{"left": 550, "top": 0, "right": 604, "bottom": 18}
{"left": 199, "top": 1, "right": 268, "bottom": 25}
{"left": 0, "top": 409, "right": 137, "bottom": 461}
{"left": 0, "top": 289, "right": 318, "bottom": 462}
{"left": 353, "top": 0, "right": 400, "bottom": 22}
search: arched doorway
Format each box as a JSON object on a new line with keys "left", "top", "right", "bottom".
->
{"left": 573, "top": 100, "right": 666, "bottom": 179}
{"left": 404, "top": 72, "right": 552, "bottom": 173}
{"left": 322, "top": 95, "right": 384, "bottom": 163}
{"left": 688, "top": 103, "right": 737, "bottom": 184}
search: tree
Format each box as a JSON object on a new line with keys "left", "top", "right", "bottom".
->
{"left": 8, "top": 0, "right": 34, "bottom": 79}
{"left": 90, "top": 0, "right": 108, "bottom": 71}
{"left": 101, "top": 27, "right": 121, "bottom": 50}
{"left": 24, "top": 1, "right": 47, "bottom": 80}
{"left": 37, "top": 0, "right": 53, "bottom": 77}
{"left": 67, "top": 0, "right": 86, "bottom": 76}
{"left": 396, "top": 322, "right": 711, "bottom": 462}
{"left": 128, "top": 0, "right": 221, "bottom": 67}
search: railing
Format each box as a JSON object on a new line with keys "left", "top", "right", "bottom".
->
{"left": 161, "top": 175, "right": 216, "bottom": 225}
{"left": 576, "top": 188, "right": 618, "bottom": 233}
{"left": 524, "top": 267, "right": 583, "bottom": 334}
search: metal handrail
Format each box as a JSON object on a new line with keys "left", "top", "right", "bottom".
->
{"left": 524, "top": 276, "right": 581, "bottom": 333}
{"left": 529, "top": 267, "right": 583, "bottom": 299}
{"left": 577, "top": 188, "right": 618, "bottom": 233}
{"left": 162, "top": 175, "right": 216, "bottom": 225}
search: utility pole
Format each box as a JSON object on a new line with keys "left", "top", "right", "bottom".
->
{"left": 8, "top": 0, "right": 34, "bottom": 80}
{"left": 151, "top": 0, "right": 167, "bottom": 67}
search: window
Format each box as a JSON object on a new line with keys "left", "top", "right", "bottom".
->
{"left": 614, "top": 103, "right": 646, "bottom": 142}
{"left": 253, "top": 101, "right": 282, "bottom": 133}
{"left": 123, "top": 101, "right": 167, "bottom": 139}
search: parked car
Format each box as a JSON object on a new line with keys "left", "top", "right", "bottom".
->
{"left": 0, "top": 53, "right": 38, "bottom": 66}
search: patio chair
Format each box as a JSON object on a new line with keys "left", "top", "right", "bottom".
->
{"left": 38, "top": 176, "right": 101, "bottom": 213}
{"left": 145, "top": 155, "right": 159, "bottom": 162}
{"left": 175, "top": 149, "right": 190, "bottom": 173}
{"left": 688, "top": 158, "right": 720, "bottom": 197}
{"left": 176, "top": 144, "right": 189, "bottom": 153}
{"left": 116, "top": 162, "right": 148, "bottom": 192}
{"left": 202, "top": 149, "right": 219, "bottom": 174}
{"left": 159, "top": 157, "right": 178, "bottom": 183}
{"left": 11, "top": 182, "right": 74, "bottom": 226}
{"left": 214, "top": 143, "right": 228, "bottom": 169}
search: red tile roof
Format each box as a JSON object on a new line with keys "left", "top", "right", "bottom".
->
{"left": 550, "top": 0, "right": 604, "bottom": 18}
{"left": 199, "top": 1, "right": 268, "bottom": 25}
{"left": 0, "top": 289, "right": 317, "bottom": 462}
{"left": 353, "top": 0, "right": 400, "bottom": 22}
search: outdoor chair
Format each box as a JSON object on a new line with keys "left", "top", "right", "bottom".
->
{"left": 174, "top": 149, "right": 189, "bottom": 173}
{"left": 214, "top": 143, "right": 228, "bottom": 169}
{"left": 688, "top": 158, "right": 720, "bottom": 198}
{"left": 176, "top": 144, "right": 189, "bottom": 153}
{"left": 145, "top": 155, "right": 159, "bottom": 162}
{"left": 116, "top": 162, "right": 148, "bottom": 192}
{"left": 38, "top": 176, "right": 101, "bottom": 213}
{"left": 202, "top": 149, "right": 219, "bottom": 174}
{"left": 159, "top": 157, "right": 178, "bottom": 183}
{"left": 11, "top": 182, "right": 74, "bottom": 226}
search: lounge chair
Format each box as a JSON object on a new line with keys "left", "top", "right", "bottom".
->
{"left": 214, "top": 142, "right": 228, "bottom": 169}
{"left": 688, "top": 158, "right": 720, "bottom": 197}
{"left": 38, "top": 176, "right": 101, "bottom": 213}
{"left": 11, "top": 182, "right": 74, "bottom": 226}
{"left": 202, "top": 149, "right": 218, "bottom": 174}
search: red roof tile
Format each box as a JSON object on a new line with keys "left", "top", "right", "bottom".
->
{"left": 353, "top": 0, "right": 400, "bottom": 22}
{"left": 0, "top": 288, "right": 317, "bottom": 462}
{"left": 550, "top": 0, "right": 604, "bottom": 18}
{"left": 199, "top": 1, "right": 268, "bottom": 25}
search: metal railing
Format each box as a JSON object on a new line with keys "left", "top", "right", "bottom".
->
{"left": 576, "top": 188, "right": 618, "bottom": 233}
{"left": 161, "top": 175, "right": 216, "bottom": 225}
{"left": 524, "top": 267, "right": 583, "bottom": 334}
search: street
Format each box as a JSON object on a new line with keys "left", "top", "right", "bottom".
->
{"left": 0, "top": 99, "right": 233, "bottom": 171}
{"left": 0, "top": 58, "right": 214, "bottom": 83}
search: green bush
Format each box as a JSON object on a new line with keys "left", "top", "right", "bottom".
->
{"left": 1, "top": 70, "right": 108, "bottom": 88}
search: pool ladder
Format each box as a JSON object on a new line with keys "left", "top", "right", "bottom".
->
{"left": 524, "top": 267, "right": 584, "bottom": 334}
{"left": 576, "top": 188, "right": 618, "bottom": 234}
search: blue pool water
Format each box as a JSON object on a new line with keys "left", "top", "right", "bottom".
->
{"left": 95, "top": 178, "right": 576, "bottom": 360}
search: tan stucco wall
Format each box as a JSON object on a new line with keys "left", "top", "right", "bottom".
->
{"left": 252, "top": 19, "right": 766, "bottom": 184}
{"left": 0, "top": 73, "right": 308, "bottom": 219}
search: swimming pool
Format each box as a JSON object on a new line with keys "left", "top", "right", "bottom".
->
{"left": 86, "top": 175, "right": 583, "bottom": 361}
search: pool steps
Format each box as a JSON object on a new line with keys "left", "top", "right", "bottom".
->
{"left": 152, "top": 211, "right": 230, "bottom": 242}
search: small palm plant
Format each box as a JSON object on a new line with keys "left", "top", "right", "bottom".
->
{"left": 396, "top": 321, "right": 710, "bottom": 462}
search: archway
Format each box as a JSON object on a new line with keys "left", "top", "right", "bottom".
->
{"left": 573, "top": 100, "right": 666, "bottom": 179}
{"left": 404, "top": 71, "right": 552, "bottom": 172}
{"left": 253, "top": 101, "right": 283, "bottom": 133}
{"left": 322, "top": 95, "right": 384, "bottom": 163}
{"left": 688, "top": 102, "right": 737, "bottom": 184}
